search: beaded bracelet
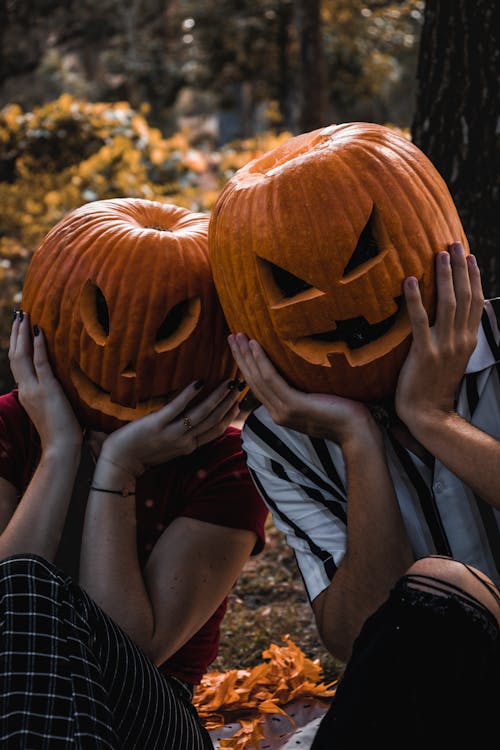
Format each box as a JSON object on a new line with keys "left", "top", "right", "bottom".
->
{"left": 90, "top": 487, "right": 136, "bottom": 497}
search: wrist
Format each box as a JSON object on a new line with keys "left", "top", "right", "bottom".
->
{"left": 340, "top": 416, "right": 385, "bottom": 458}
{"left": 42, "top": 442, "right": 82, "bottom": 468}
{"left": 402, "top": 407, "right": 457, "bottom": 443}
{"left": 96, "top": 451, "right": 143, "bottom": 480}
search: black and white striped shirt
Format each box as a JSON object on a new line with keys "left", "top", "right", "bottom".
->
{"left": 242, "top": 299, "right": 500, "bottom": 603}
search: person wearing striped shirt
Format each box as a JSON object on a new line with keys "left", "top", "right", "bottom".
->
{"left": 229, "top": 243, "right": 500, "bottom": 746}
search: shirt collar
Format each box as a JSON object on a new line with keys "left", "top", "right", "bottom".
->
{"left": 465, "top": 318, "right": 498, "bottom": 374}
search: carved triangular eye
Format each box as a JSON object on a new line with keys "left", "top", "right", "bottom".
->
{"left": 155, "top": 297, "right": 201, "bottom": 353}
{"left": 95, "top": 285, "right": 110, "bottom": 335}
{"left": 80, "top": 280, "right": 110, "bottom": 345}
{"left": 261, "top": 258, "right": 313, "bottom": 298}
{"left": 156, "top": 299, "right": 190, "bottom": 342}
{"left": 343, "top": 207, "right": 379, "bottom": 276}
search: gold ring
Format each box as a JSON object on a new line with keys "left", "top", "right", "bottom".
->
{"left": 183, "top": 416, "right": 193, "bottom": 432}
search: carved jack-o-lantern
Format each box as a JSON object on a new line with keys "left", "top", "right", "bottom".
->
{"left": 209, "top": 123, "right": 469, "bottom": 401}
{"left": 22, "top": 198, "right": 237, "bottom": 432}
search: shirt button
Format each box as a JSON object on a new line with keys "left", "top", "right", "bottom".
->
{"left": 434, "top": 481, "right": 443, "bottom": 493}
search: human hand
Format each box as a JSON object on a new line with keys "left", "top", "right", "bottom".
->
{"left": 9, "top": 311, "right": 82, "bottom": 453}
{"left": 395, "top": 242, "right": 484, "bottom": 429}
{"left": 228, "top": 333, "right": 376, "bottom": 445}
{"left": 97, "top": 377, "right": 242, "bottom": 477}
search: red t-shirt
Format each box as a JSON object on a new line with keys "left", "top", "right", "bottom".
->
{"left": 0, "top": 390, "right": 268, "bottom": 684}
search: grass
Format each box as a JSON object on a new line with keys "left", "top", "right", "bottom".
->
{"left": 211, "top": 515, "right": 344, "bottom": 686}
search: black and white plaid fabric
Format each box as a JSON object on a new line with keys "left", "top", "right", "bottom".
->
{"left": 0, "top": 554, "right": 214, "bottom": 749}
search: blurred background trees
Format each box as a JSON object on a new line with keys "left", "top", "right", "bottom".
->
{"left": 412, "top": 0, "right": 500, "bottom": 301}
{"left": 0, "top": 0, "right": 424, "bottom": 138}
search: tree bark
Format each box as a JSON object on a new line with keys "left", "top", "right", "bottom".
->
{"left": 294, "top": 0, "right": 328, "bottom": 133}
{"left": 411, "top": 0, "right": 500, "bottom": 298}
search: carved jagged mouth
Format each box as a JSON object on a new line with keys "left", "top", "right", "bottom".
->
{"left": 305, "top": 295, "right": 404, "bottom": 350}
{"left": 70, "top": 360, "right": 174, "bottom": 419}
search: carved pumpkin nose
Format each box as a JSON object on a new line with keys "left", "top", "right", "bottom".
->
{"left": 121, "top": 363, "right": 136, "bottom": 378}
{"left": 109, "top": 362, "right": 137, "bottom": 407}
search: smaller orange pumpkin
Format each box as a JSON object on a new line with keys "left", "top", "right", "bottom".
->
{"left": 22, "top": 198, "right": 237, "bottom": 433}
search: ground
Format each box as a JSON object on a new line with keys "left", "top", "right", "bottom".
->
{"left": 211, "top": 514, "right": 344, "bottom": 686}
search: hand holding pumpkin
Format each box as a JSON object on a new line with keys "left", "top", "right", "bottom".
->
{"left": 395, "top": 243, "right": 484, "bottom": 432}
{"left": 228, "top": 333, "right": 377, "bottom": 445}
{"left": 9, "top": 313, "right": 83, "bottom": 454}
{"left": 97, "top": 378, "right": 241, "bottom": 477}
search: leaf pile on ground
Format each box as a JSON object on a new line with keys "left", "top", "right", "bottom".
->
{"left": 194, "top": 635, "right": 337, "bottom": 749}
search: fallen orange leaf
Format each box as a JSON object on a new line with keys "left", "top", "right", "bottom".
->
{"left": 193, "top": 636, "right": 337, "bottom": 750}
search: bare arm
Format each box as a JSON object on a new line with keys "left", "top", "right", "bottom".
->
{"left": 229, "top": 334, "right": 413, "bottom": 662}
{"left": 396, "top": 244, "right": 500, "bottom": 508}
{"left": 79, "top": 379, "right": 257, "bottom": 664}
{"left": 312, "top": 418, "right": 413, "bottom": 662}
{"left": 0, "top": 313, "right": 82, "bottom": 560}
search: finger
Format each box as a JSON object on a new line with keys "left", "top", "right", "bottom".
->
{"left": 228, "top": 334, "right": 263, "bottom": 390}
{"left": 153, "top": 379, "right": 207, "bottom": 426}
{"left": 466, "top": 254, "right": 485, "bottom": 335}
{"left": 194, "top": 402, "right": 240, "bottom": 448}
{"left": 403, "top": 276, "right": 431, "bottom": 347}
{"left": 184, "top": 378, "right": 241, "bottom": 430}
{"left": 433, "top": 251, "right": 456, "bottom": 340}
{"left": 32, "top": 326, "right": 56, "bottom": 382}
{"left": 8, "top": 310, "right": 21, "bottom": 361}
{"left": 448, "top": 242, "right": 472, "bottom": 332}
{"left": 9, "top": 312, "right": 37, "bottom": 385}
{"left": 229, "top": 334, "right": 288, "bottom": 409}
{"left": 248, "top": 338, "right": 297, "bottom": 406}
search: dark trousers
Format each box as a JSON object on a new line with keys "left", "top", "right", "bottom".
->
{"left": 311, "top": 573, "right": 499, "bottom": 749}
{"left": 0, "top": 555, "right": 213, "bottom": 749}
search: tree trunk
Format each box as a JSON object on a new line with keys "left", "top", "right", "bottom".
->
{"left": 411, "top": 0, "right": 500, "bottom": 299}
{"left": 294, "top": 0, "right": 328, "bottom": 133}
{"left": 277, "top": 0, "right": 294, "bottom": 131}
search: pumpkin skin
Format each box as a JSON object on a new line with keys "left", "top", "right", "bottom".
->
{"left": 209, "top": 122, "right": 469, "bottom": 401}
{"left": 22, "top": 198, "right": 237, "bottom": 433}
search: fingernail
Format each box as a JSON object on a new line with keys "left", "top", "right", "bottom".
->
{"left": 406, "top": 276, "right": 418, "bottom": 289}
{"left": 440, "top": 252, "right": 450, "bottom": 266}
{"left": 237, "top": 379, "right": 247, "bottom": 392}
{"left": 467, "top": 254, "right": 477, "bottom": 267}
{"left": 19, "top": 310, "right": 24, "bottom": 321}
{"left": 12, "top": 309, "right": 17, "bottom": 320}
{"left": 194, "top": 379, "right": 204, "bottom": 390}
{"left": 227, "top": 379, "right": 238, "bottom": 390}
{"left": 450, "top": 242, "right": 464, "bottom": 256}
{"left": 33, "top": 324, "right": 40, "bottom": 337}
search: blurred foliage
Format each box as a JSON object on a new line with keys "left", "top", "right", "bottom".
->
{"left": 1, "top": 1, "right": 424, "bottom": 133}
{"left": 0, "top": 94, "right": 291, "bottom": 390}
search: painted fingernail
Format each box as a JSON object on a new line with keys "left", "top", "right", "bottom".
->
{"left": 33, "top": 324, "right": 40, "bottom": 337}
{"left": 194, "top": 379, "right": 204, "bottom": 390}
{"left": 19, "top": 310, "right": 24, "bottom": 321}
{"left": 450, "top": 242, "right": 464, "bottom": 255}
{"left": 237, "top": 379, "right": 247, "bottom": 392}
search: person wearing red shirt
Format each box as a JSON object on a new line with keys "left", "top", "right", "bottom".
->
{"left": 0, "top": 312, "right": 267, "bottom": 749}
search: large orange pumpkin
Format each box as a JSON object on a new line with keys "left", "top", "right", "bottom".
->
{"left": 209, "top": 122, "right": 469, "bottom": 401}
{"left": 22, "top": 198, "right": 237, "bottom": 433}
